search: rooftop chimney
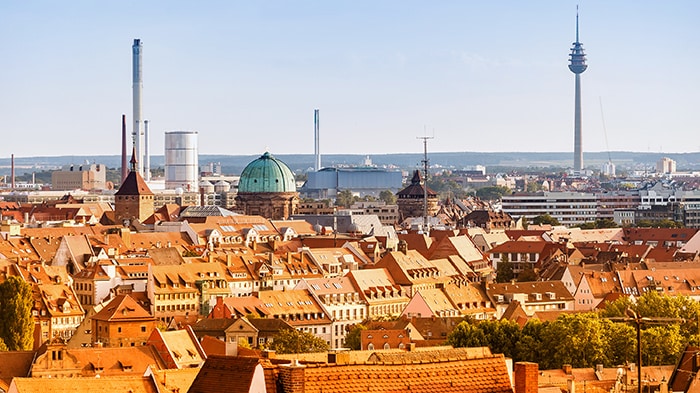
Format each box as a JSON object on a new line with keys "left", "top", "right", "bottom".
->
{"left": 514, "top": 362, "right": 539, "bottom": 393}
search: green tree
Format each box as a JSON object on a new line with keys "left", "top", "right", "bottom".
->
{"left": 477, "top": 319, "right": 521, "bottom": 359}
{"left": 531, "top": 214, "right": 560, "bottom": 226}
{"left": 495, "top": 260, "right": 514, "bottom": 283}
{"left": 601, "top": 291, "right": 695, "bottom": 364}
{"left": 595, "top": 218, "right": 619, "bottom": 228}
{"left": 335, "top": 190, "right": 355, "bottom": 208}
{"left": 635, "top": 219, "right": 683, "bottom": 228}
{"left": 599, "top": 296, "right": 635, "bottom": 319}
{"left": 538, "top": 313, "right": 608, "bottom": 369}
{"left": 0, "top": 276, "right": 34, "bottom": 351}
{"left": 446, "top": 321, "right": 487, "bottom": 348}
{"left": 642, "top": 325, "right": 685, "bottom": 365}
{"left": 602, "top": 320, "right": 636, "bottom": 366}
{"left": 526, "top": 181, "right": 542, "bottom": 193}
{"left": 515, "top": 319, "right": 546, "bottom": 363}
{"left": 268, "top": 328, "right": 329, "bottom": 354}
{"left": 344, "top": 324, "right": 367, "bottom": 350}
{"left": 426, "top": 177, "right": 468, "bottom": 200}
{"left": 379, "top": 190, "right": 397, "bottom": 205}
{"left": 517, "top": 267, "right": 538, "bottom": 282}
{"left": 475, "top": 186, "right": 511, "bottom": 201}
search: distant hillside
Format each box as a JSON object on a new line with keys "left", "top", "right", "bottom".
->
{"left": 1, "top": 151, "right": 699, "bottom": 177}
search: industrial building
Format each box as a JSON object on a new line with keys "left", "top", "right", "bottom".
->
{"left": 300, "top": 166, "right": 403, "bottom": 199}
{"left": 51, "top": 164, "right": 107, "bottom": 191}
{"left": 164, "top": 131, "right": 199, "bottom": 191}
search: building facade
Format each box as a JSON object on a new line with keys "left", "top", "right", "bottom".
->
{"left": 235, "top": 152, "right": 299, "bottom": 220}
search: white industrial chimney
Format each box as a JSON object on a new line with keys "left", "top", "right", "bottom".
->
{"left": 132, "top": 38, "right": 144, "bottom": 175}
{"left": 314, "top": 108, "right": 320, "bottom": 171}
{"left": 144, "top": 119, "right": 151, "bottom": 181}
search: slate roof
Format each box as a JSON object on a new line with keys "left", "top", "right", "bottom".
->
{"left": 396, "top": 170, "right": 437, "bottom": 198}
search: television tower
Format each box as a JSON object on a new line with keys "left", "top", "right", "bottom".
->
{"left": 568, "top": 7, "right": 587, "bottom": 172}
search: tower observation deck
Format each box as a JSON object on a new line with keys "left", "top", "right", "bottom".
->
{"left": 569, "top": 8, "right": 587, "bottom": 172}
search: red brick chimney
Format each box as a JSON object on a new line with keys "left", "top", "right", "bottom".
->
{"left": 279, "top": 360, "right": 305, "bottom": 393}
{"left": 514, "top": 362, "right": 538, "bottom": 393}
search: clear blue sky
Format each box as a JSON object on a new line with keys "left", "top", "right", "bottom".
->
{"left": 1, "top": 1, "right": 697, "bottom": 158}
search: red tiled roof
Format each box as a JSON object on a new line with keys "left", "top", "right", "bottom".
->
{"left": 191, "top": 348, "right": 513, "bottom": 393}
{"left": 188, "top": 356, "right": 265, "bottom": 393}
{"left": 115, "top": 170, "right": 153, "bottom": 196}
{"left": 91, "top": 294, "right": 155, "bottom": 322}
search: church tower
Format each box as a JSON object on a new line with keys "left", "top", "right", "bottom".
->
{"left": 396, "top": 170, "right": 439, "bottom": 224}
{"left": 114, "top": 149, "right": 154, "bottom": 225}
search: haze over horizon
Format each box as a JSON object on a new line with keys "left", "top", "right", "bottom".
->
{"left": 1, "top": 1, "right": 697, "bottom": 158}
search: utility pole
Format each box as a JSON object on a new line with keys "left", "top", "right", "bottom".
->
{"left": 609, "top": 308, "right": 684, "bottom": 393}
{"left": 417, "top": 136, "right": 433, "bottom": 233}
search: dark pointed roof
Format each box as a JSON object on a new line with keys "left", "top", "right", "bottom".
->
{"left": 397, "top": 170, "right": 437, "bottom": 197}
{"left": 116, "top": 150, "right": 153, "bottom": 196}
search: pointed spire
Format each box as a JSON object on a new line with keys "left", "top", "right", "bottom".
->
{"left": 410, "top": 170, "right": 422, "bottom": 185}
{"left": 575, "top": 5, "right": 580, "bottom": 43}
{"left": 130, "top": 147, "right": 138, "bottom": 172}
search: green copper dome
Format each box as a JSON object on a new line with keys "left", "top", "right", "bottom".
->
{"left": 238, "top": 152, "right": 296, "bottom": 193}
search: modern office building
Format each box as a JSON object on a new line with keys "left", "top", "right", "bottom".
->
{"left": 501, "top": 192, "right": 597, "bottom": 226}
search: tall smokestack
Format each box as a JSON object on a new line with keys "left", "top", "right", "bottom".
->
{"left": 144, "top": 119, "right": 150, "bottom": 181}
{"left": 132, "top": 38, "right": 144, "bottom": 176}
{"left": 121, "top": 114, "right": 128, "bottom": 183}
{"left": 11, "top": 154, "right": 15, "bottom": 190}
{"left": 314, "top": 109, "right": 320, "bottom": 171}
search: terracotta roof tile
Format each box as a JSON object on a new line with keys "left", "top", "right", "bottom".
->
{"left": 91, "top": 294, "right": 155, "bottom": 322}
{"left": 9, "top": 376, "right": 159, "bottom": 393}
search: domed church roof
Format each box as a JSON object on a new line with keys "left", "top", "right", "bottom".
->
{"left": 238, "top": 152, "right": 296, "bottom": 193}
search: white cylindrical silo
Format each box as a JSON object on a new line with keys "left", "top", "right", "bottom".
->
{"left": 165, "top": 131, "right": 199, "bottom": 191}
{"left": 214, "top": 180, "right": 231, "bottom": 193}
{"left": 200, "top": 180, "right": 215, "bottom": 194}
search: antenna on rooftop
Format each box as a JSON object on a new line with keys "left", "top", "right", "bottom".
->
{"left": 417, "top": 135, "right": 433, "bottom": 232}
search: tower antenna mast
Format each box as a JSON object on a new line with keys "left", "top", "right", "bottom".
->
{"left": 568, "top": 5, "right": 588, "bottom": 172}
{"left": 417, "top": 135, "right": 433, "bottom": 232}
